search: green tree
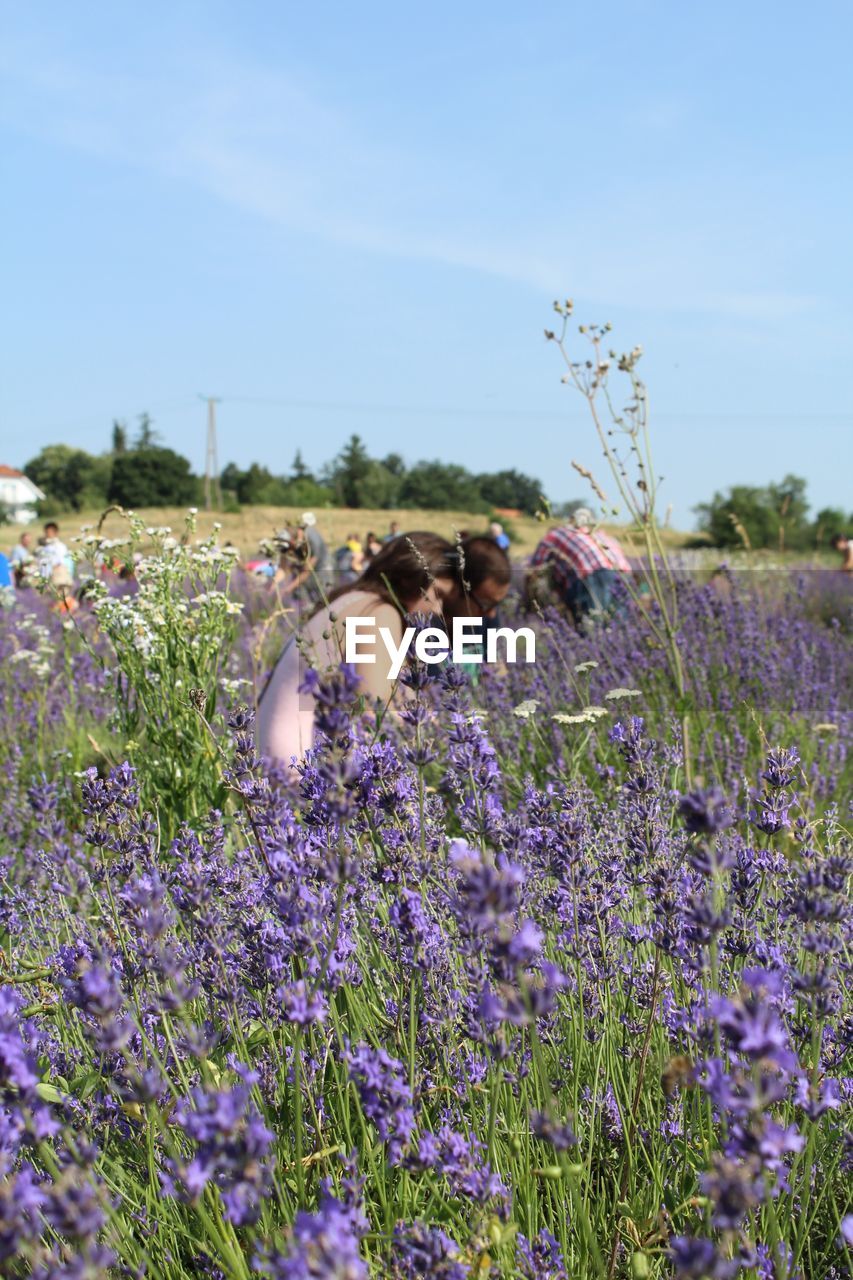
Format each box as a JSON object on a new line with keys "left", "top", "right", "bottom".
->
{"left": 382, "top": 452, "right": 407, "bottom": 479}
{"left": 354, "top": 461, "right": 400, "bottom": 509}
{"left": 291, "top": 450, "right": 313, "bottom": 481}
{"left": 813, "top": 507, "right": 850, "bottom": 546}
{"left": 108, "top": 447, "right": 198, "bottom": 508}
{"left": 326, "top": 435, "right": 373, "bottom": 506}
{"left": 398, "top": 460, "right": 486, "bottom": 511}
{"left": 24, "top": 445, "right": 111, "bottom": 512}
{"left": 220, "top": 462, "right": 244, "bottom": 496}
{"left": 134, "top": 412, "right": 159, "bottom": 449}
{"left": 236, "top": 463, "right": 277, "bottom": 505}
{"left": 112, "top": 420, "right": 128, "bottom": 455}
{"left": 281, "top": 477, "right": 334, "bottom": 507}
{"left": 477, "top": 468, "right": 543, "bottom": 515}
{"left": 694, "top": 474, "right": 812, "bottom": 549}
{"left": 766, "top": 474, "right": 810, "bottom": 551}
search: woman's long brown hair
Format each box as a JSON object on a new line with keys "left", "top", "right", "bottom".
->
{"left": 323, "top": 531, "right": 459, "bottom": 614}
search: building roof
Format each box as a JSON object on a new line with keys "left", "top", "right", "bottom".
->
{"left": 0, "top": 466, "right": 46, "bottom": 499}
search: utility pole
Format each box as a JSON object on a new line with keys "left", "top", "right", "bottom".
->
{"left": 199, "top": 395, "right": 222, "bottom": 511}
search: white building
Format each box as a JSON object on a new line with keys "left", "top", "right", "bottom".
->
{"left": 0, "top": 466, "right": 45, "bottom": 524}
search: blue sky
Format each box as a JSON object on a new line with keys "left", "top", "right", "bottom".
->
{"left": 2, "top": 1, "right": 851, "bottom": 528}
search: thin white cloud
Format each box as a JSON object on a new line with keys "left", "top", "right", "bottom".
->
{"left": 0, "top": 36, "right": 819, "bottom": 319}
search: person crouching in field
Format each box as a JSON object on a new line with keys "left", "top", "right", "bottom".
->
{"left": 527, "top": 508, "right": 631, "bottom": 627}
{"left": 272, "top": 514, "right": 332, "bottom": 605}
{"left": 443, "top": 536, "right": 512, "bottom": 684}
{"left": 450, "top": 536, "right": 511, "bottom": 630}
{"left": 257, "top": 532, "right": 460, "bottom": 768}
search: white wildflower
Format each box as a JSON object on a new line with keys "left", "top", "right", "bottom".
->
{"left": 513, "top": 699, "right": 539, "bottom": 719}
{"left": 574, "top": 661, "right": 599, "bottom": 673}
{"left": 553, "top": 704, "right": 609, "bottom": 726}
{"left": 605, "top": 688, "right": 642, "bottom": 701}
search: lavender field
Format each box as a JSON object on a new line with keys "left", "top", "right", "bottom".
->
{"left": 0, "top": 521, "right": 850, "bottom": 1279}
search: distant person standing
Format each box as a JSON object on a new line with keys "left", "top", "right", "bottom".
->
{"left": 383, "top": 520, "right": 400, "bottom": 543}
{"left": 489, "top": 521, "right": 511, "bottom": 551}
{"left": 37, "top": 522, "right": 74, "bottom": 589}
{"left": 10, "top": 532, "right": 34, "bottom": 587}
{"left": 527, "top": 508, "right": 631, "bottom": 625}
{"left": 830, "top": 532, "right": 853, "bottom": 572}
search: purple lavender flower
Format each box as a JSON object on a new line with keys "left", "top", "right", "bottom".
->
{"left": 517, "top": 1229, "right": 568, "bottom": 1280}
{"left": 258, "top": 1192, "right": 368, "bottom": 1279}
{"left": 669, "top": 1236, "right": 738, "bottom": 1279}
{"left": 278, "top": 979, "right": 328, "bottom": 1027}
{"left": 700, "top": 1154, "right": 765, "bottom": 1230}
{"left": 678, "top": 787, "right": 732, "bottom": 837}
{"left": 391, "top": 1221, "right": 468, "bottom": 1279}
{"left": 165, "top": 1073, "right": 275, "bottom": 1225}
{"left": 60, "top": 957, "right": 131, "bottom": 1052}
{"left": 762, "top": 747, "right": 801, "bottom": 790}
{"left": 344, "top": 1043, "right": 415, "bottom": 1164}
{"left": 710, "top": 977, "right": 798, "bottom": 1072}
{"left": 0, "top": 1164, "right": 44, "bottom": 1262}
{"left": 530, "top": 1109, "right": 577, "bottom": 1151}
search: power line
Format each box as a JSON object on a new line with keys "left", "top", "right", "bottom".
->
{"left": 219, "top": 394, "right": 580, "bottom": 421}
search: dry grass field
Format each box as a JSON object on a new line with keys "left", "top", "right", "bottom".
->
{"left": 2, "top": 504, "right": 693, "bottom": 562}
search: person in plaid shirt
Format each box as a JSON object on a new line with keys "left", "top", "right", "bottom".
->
{"left": 528, "top": 508, "right": 631, "bottom": 624}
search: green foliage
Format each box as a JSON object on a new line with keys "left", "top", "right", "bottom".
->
{"left": 282, "top": 476, "right": 334, "bottom": 507}
{"left": 83, "top": 512, "right": 243, "bottom": 828}
{"left": 111, "top": 420, "right": 128, "bottom": 455}
{"left": 108, "top": 446, "right": 198, "bottom": 508}
{"left": 220, "top": 462, "right": 241, "bottom": 491}
{"left": 134, "top": 411, "right": 159, "bottom": 449}
{"left": 695, "top": 474, "right": 847, "bottom": 550}
{"left": 813, "top": 507, "right": 850, "bottom": 544}
{"left": 290, "top": 450, "right": 312, "bottom": 481}
{"left": 398, "top": 460, "right": 489, "bottom": 511}
{"left": 309, "top": 438, "right": 544, "bottom": 512}
{"left": 234, "top": 463, "right": 282, "bottom": 505}
{"left": 353, "top": 460, "right": 400, "bottom": 508}
{"left": 25, "top": 425, "right": 546, "bottom": 518}
{"left": 25, "top": 445, "right": 111, "bottom": 513}
{"left": 221, "top": 461, "right": 333, "bottom": 508}
{"left": 324, "top": 434, "right": 373, "bottom": 506}
{"left": 476, "top": 467, "right": 543, "bottom": 515}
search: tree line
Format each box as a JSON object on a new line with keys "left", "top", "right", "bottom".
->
{"left": 22, "top": 419, "right": 197, "bottom": 515}
{"left": 222, "top": 436, "right": 544, "bottom": 514}
{"left": 693, "top": 473, "right": 850, "bottom": 551}
{"left": 17, "top": 420, "right": 850, "bottom": 549}
{"left": 21, "top": 424, "right": 546, "bottom": 516}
